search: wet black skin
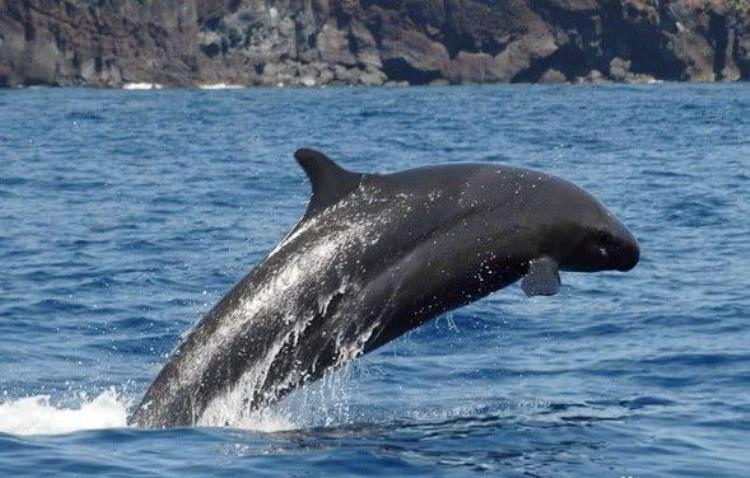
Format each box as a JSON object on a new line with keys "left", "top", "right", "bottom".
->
{"left": 129, "top": 150, "right": 639, "bottom": 427}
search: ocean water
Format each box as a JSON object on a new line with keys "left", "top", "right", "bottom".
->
{"left": 0, "top": 84, "right": 748, "bottom": 477}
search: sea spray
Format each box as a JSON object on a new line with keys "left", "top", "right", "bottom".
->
{"left": 0, "top": 389, "right": 127, "bottom": 436}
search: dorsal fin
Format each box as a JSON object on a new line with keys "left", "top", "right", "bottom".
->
{"left": 294, "top": 148, "right": 362, "bottom": 216}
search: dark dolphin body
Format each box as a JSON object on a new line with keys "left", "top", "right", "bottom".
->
{"left": 129, "top": 149, "right": 639, "bottom": 427}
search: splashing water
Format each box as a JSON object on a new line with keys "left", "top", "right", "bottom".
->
{"left": 0, "top": 389, "right": 128, "bottom": 436}
{"left": 0, "top": 386, "right": 341, "bottom": 436}
{"left": 0, "top": 363, "right": 364, "bottom": 436}
{"left": 198, "top": 367, "right": 358, "bottom": 432}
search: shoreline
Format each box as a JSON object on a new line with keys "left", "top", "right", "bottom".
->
{"left": 8, "top": 79, "right": 750, "bottom": 92}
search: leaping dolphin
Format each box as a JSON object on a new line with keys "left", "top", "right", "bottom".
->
{"left": 129, "top": 149, "right": 639, "bottom": 427}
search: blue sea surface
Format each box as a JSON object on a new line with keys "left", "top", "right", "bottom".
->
{"left": 0, "top": 84, "right": 748, "bottom": 477}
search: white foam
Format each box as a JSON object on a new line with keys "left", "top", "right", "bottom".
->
{"left": 0, "top": 389, "right": 128, "bottom": 436}
{"left": 122, "top": 82, "right": 163, "bottom": 90}
{"left": 198, "top": 83, "right": 245, "bottom": 90}
{"left": 201, "top": 404, "right": 298, "bottom": 433}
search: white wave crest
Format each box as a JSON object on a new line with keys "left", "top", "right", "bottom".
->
{"left": 122, "top": 82, "right": 163, "bottom": 90}
{"left": 0, "top": 389, "right": 128, "bottom": 436}
{"left": 198, "top": 83, "right": 245, "bottom": 90}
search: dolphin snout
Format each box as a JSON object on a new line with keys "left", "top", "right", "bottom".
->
{"left": 617, "top": 241, "right": 639, "bottom": 271}
{"left": 615, "top": 228, "right": 640, "bottom": 272}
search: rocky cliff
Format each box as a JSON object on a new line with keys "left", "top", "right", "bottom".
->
{"left": 1, "top": 0, "right": 749, "bottom": 87}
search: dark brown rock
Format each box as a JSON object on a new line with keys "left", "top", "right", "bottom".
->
{"left": 1, "top": 0, "right": 748, "bottom": 88}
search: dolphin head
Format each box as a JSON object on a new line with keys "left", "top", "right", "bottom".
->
{"left": 530, "top": 178, "right": 640, "bottom": 274}
{"left": 492, "top": 171, "right": 639, "bottom": 297}
{"left": 558, "top": 210, "right": 640, "bottom": 273}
